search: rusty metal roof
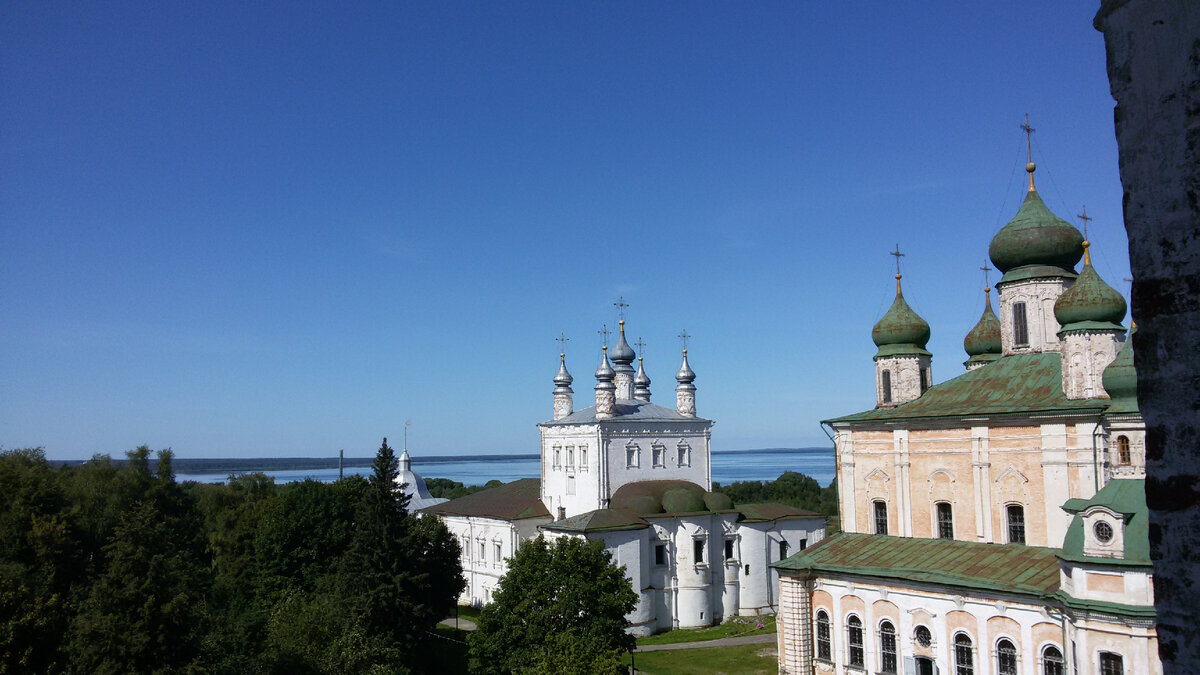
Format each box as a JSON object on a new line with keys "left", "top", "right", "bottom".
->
{"left": 827, "top": 353, "right": 1107, "bottom": 424}
{"left": 543, "top": 508, "right": 650, "bottom": 533}
{"left": 420, "top": 478, "right": 551, "bottom": 520}
{"left": 736, "top": 503, "right": 823, "bottom": 523}
{"left": 772, "top": 532, "right": 1061, "bottom": 600}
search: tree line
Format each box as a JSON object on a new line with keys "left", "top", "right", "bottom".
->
{"left": 713, "top": 470, "right": 839, "bottom": 517}
{"left": 0, "top": 440, "right": 464, "bottom": 674}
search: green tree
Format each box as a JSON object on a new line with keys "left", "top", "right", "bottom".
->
{"left": 469, "top": 536, "right": 637, "bottom": 675}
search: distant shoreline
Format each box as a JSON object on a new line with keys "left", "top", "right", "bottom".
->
{"left": 47, "top": 446, "right": 833, "bottom": 476}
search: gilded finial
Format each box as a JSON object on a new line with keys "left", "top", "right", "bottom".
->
{"left": 1021, "top": 114, "right": 1037, "bottom": 192}
{"left": 1077, "top": 206, "right": 1094, "bottom": 266}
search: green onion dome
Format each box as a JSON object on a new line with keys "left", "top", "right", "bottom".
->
{"left": 1054, "top": 249, "right": 1127, "bottom": 332}
{"left": 964, "top": 291, "right": 1002, "bottom": 363}
{"left": 872, "top": 277, "right": 932, "bottom": 358}
{"left": 1102, "top": 325, "right": 1138, "bottom": 412}
{"left": 989, "top": 190, "right": 1084, "bottom": 283}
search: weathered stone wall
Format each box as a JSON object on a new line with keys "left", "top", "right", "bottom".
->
{"left": 1094, "top": 1, "right": 1200, "bottom": 669}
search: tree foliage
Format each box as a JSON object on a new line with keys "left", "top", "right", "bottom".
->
{"left": 469, "top": 536, "right": 637, "bottom": 675}
{"left": 714, "top": 470, "right": 838, "bottom": 516}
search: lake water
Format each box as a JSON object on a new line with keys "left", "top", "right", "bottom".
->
{"left": 175, "top": 448, "right": 835, "bottom": 487}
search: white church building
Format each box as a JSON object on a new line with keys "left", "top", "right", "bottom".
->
{"left": 425, "top": 320, "right": 826, "bottom": 635}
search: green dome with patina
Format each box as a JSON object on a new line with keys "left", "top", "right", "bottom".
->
{"left": 989, "top": 190, "right": 1084, "bottom": 283}
{"left": 1054, "top": 253, "right": 1127, "bottom": 332}
{"left": 872, "top": 280, "right": 932, "bottom": 358}
{"left": 963, "top": 292, "right": 1002, "bottom": 365}
{"left": 1102, "top": 325, "right": 1138, "bottom": 413}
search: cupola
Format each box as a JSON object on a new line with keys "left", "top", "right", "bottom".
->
{"left": 552, "top": 352, "right": 574, "bottom": 420}
{"left": 872, "top": 253, "right": 933, "bottom": 408}
{"left": 1054, "top": 245, "right": 1127, "bottom": 332}
{"left": 964, "top": 287, "right": 1002, "bottom": 370}
{"left": 1102, "top": 325, "right": 1138, "bottom": 413}
{"left": 634, "top": 357, "right": 651, "bottom": 402}
{"left": 675, "top": 348, "right": 696, "bottom": 417}
{"left": 872, "top": 277, "right": 932, "bottom": 358}
{"left": 594, "top": 346, "right": 616, "bottom": 418}
{"left": 610, "top": 320, "right": 637, "bottom": 399}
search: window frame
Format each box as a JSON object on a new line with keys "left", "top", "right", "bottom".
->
{"left": 552, "top": 444, "right": 562, "bottom": 469}
{"left": 1041, "top": 645, "right": 1065, "bottom": 675}
{"left": 1013, "top": 301, "right": 1029, "bottom": 346}
{"left": 625, "top": 442, "right": 640, "bottom": 468}
{"left": 1099, "top": 652, "right": 1124, "bottom": 675}
{"left": 954, "top": 633, "right": 974, "bottom": 675}
{"left": 996, "top": 638, "right": 1018, "bottom": 675}
{"left": 654, "top": 543, "right": 667, "bottom": 567}
{"left": 692, "top": 537, "right": 705, "bottom": 565}
{"left": 815, "top": 610, "right": 832, "bottom": 661}
{"left": 676, "top": 441, "right": 690, "bottom": 467}
{"left": 881, "top": 369, "right": 893, "bottom": 403}
{"left": 846, "top": 615, "right": 865, "bottom": 668}
{"left": 937, "top": 501, "right": 955, "bottom": 540}
{"left": 1116, "top": 435, "right": 1131, "bottom": 465}
{"left": 874, "top": 499, "right": 889, "bottom": 535}
{"left": 1007, "top": 503, "right": 1026, "bottom": 544}
{"left": 579, "top": 444, "right": 588, "bottom": 470}
{"left": 724, "top": 538, "right": 735, "bottom": 562}
{"left": 652, "top": 442, "right": 666, "bottom": 468}
{"left": 878, "top": 620, "right": 898, "bottom": 674}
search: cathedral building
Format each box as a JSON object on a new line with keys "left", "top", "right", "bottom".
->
{"left": 774, "top": 153, "right": 1158, "bottom": 675}
{"left": 426, "top": 321, "right": 826, "bottom": 634}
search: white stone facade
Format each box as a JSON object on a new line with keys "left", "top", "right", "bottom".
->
{"left": 874, "top": 354, "right": 930, "bottom": 408}
{"left": 442, "top": 513, "right": 549, "bottom": 606}
{"left": 1060, "top": 331, "right": 1123, "bottom": 399}
{"left": 995, "top": 277, "right": 1071, "bottom": 355}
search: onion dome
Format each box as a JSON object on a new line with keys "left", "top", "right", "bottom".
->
{"left": 610, "top": 320, "right": 636, "bottom": 367}
{"left": 595, "top": 346, "right": 615, "bottom": 382}
{"left": 872, "top": 276, "right": 932, "bottom": 358}
{"left": 964, "top": 289, "right": 1002, "bottom": 366}
{"left": 633, "top": 357, "right": 651, "bottom": 400}
{"left": 988, "top": 187, "right": 1084, "bottom": 284}
{"left": 1102, "top": 325, "right": 1138, "bottom": 413}
{"left": 1054, "top": 245, "right": 1127, "bottom": 332}
{"left": 675, "top": 350, "right": 696, "bottom": 385}
{"left": 553, "top": 353, "right": 573, "bottom": 393}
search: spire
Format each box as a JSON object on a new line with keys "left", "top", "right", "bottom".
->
{"left": 675, "top": 330, "right": 696, "bottom": 417}
{"left": 1021, "top": 113, "right": 1037, "bottom": 192}
{"left": 594, "top": 345, "right": 616, "bottom": 418}
{"left": 634, "top": 356, "right": 651, "bottom": 402}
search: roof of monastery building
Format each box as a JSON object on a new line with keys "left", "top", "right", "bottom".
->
{"left": 422, "top": 478, "right": 550, "bottom": 520}
{"left": 828, "top": 352, "right": 1110, "bottom": 424}
{"left": 773, "top": 532, "right": 1062, "bottom": 601}
{"left": 1061, "top": 478, "right": 1150, "bottom": 567}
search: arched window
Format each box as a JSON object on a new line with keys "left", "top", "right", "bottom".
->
{"left": 1042, "top": 645, "right": 1065, "bottom": 675}
{"left": 882, "top": 370, "right": 893, "bottom": 403}
{"left": 1117, "top": 435, "right": 1131, "bottom": 465}
{"left": 1012, "top": 302, "right": 1029, "bottom": 346}
{"left": 1007, "top": 504, "right": 1026, "bottom": 544}
{"left": 815, "top": 610, "right": 831, "bottom": 661}
{"left": 874, "top": 500, "right": 889, "bottom": 535}
{"left": 997, "top": 638, "right": 1017, "bottom": 675}
{"left": 937, "top": 502, "right": 954, "bottom": 539}
{"left": 879, "top": 620, "right": 897, "bottom": 674}
{"left": 954, "top": 634, "right": 974, "bottom": 675}
{"left": 1099, "top": 652, "right": 1124, "bottom": 675}
{"left": 847, "top": 615, "right": 864, "bottom": 667}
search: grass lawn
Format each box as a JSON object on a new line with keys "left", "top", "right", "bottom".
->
{"left": 452, "top": 603, "right": 484, "bottom": 623}
{"left": 622, "top": 643, "right": 777, "bottom": 674}
{"left": 636, "top": 615, "right": 775, "bottom": 646}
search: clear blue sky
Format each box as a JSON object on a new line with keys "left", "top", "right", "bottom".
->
{"left": 1, "top": 2, "right": 1129, "bottom": 460}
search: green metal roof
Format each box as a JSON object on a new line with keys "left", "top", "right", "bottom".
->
{"left": 736, "top": 503, "right": 823, "bottom": 523}
{"left": 827, "top": 353, "right": 1108, "bottom": 424}
{"left": 422, "top": 478, "right": 551, "bottom": 520}
{"left": 1060, "top": 479, "right": 1150, "bottom": 567}
{"left": 772, "top": 532, "right": 1061, "bottom": 600}
{"left": 544, "top": 508, "right": 650, "bottom": 533}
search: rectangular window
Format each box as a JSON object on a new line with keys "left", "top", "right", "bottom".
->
{"left": 1007, "top": 504, "right": 1026, "bottom": 544}
{"left": 478, "top": 541, "right": 486, "bottom": 561}
{"left": 724, "top": 539, "right": 734, "bottom": 561}
{"left": 566, "top": 445, "right": 574, "bottom": 468}
{"left": 937, "top": 502, "right": 954, "bottom": 540}
{"left": 553, "top": 444, "right": 561, "bottom": 469}
{"left": 677, "top": 442, "right": 690, "bottom": 467}
{"left": 494, "top": 543, "right": 502, "bottom": 564}
{"left": 1099, "top": 653, "right": 1123, "bottom": 675}
{"left": 566, "top": 475, "right": 576, "bottom": 495}
{"left": 652, "top": 443, "right": 665, "bottom": 467}
{"left": 882, "top": 370, "right": 893, "bottom": 403}
{"left": 921, "top": 367, "right": 931, "bottom": 393}
{"left": 579, "top": 444, "right": 588, "bottom": 470}
{"left": 779, "top": 540, "right": 789, "bottom": 560}
{"left": 874, "top": 500, "right": 889, "bottom": 535}
{"left": 1013, "top": 302, "right": 1029, "bottom": 346}
{"left": 693, "top": 538, "right": 704, "bottom": 564}
{"left": 654, "top": 543, "right": 667, "bottom": 566}
{"left": 626, "top": 443, "right": 639, "bottom": 468}
{"left": 799, "top": 538, "right": 807, "bottom": 551}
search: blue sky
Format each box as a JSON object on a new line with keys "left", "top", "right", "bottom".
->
{"left": 1, "top": 2, "right": 1130, "bottom": 460}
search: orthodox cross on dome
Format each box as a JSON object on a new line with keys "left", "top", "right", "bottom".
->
{"left": 1021, "top": 114, "right": 1037, "bottom": 191}
{"left": 890, "top": 244, "right": 905, "bottom": 277}
{"left": 634, "top": 337, "right": 647, "bottom": 354}
{"left": 678, "top": 329, "right": 691, "bottom": 351}
{"left": 980, "top": 261, "right": 992, "bottom": 291}
{"left": 556, "top": 332, "right": 569, "bottom": 355}
{"left": 598, "top": 324, "right": 611, "bottom": 347}
{"left": 613, "top": 296, "right": 629, "bottom": 322}
{"left": 1077, "top": 205, "right": 1093, "bottom": 241}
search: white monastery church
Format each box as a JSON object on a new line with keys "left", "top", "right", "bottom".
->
{"left": 425, "top": 321, "right": 826, "bottom": 635}
{"left": 773, "top": 138, "right": 1160, "bottom": 675}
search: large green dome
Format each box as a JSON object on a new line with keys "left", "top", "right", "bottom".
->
{"left": 872, "top": 285, "right": 932, "bottom": 358}
{"left": 989, "top": 191, "right": 1084, "bottom": 282}
{"left": 964, "top": 295, "right": 1002, "bottom": 360}
{"left": 1102, "top": 326, "right": 1138, "bottom": 412}
{"left": 1054, "top": 259, "right": 1127, "bottom": 331}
